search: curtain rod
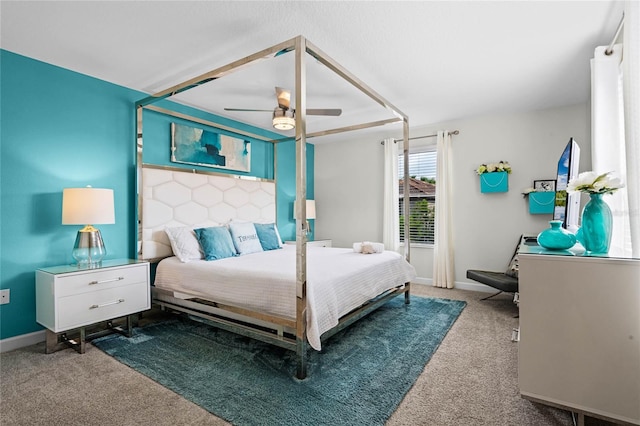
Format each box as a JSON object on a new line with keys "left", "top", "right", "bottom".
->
{"left": 381, "top": 130, "right": 459, "bottom": 144}
{"left": 605, "top": 13, "right": 624, "bottom": 56}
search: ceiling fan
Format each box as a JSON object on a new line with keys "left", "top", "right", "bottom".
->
{"left": 224, "top": 87, "right": 342, "bottom": 130}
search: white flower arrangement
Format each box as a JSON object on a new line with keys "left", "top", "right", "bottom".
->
{"left": 521, "top": 187, "right": 536, "bottom": 197}
{"left": 476, "top": 161, "right": 512, "bottom": 175}
{"left": 567, "top": 171, "right": 624, "bottom": 195}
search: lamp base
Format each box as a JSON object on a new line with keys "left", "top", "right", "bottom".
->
{"left": 305, "top": 221, "right": 313, "bottom": 239}
{"left": 72, "top": 226, "right": 106, "bottom": 267}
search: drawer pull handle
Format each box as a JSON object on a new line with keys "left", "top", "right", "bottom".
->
{"left": 88, "top": 277, "right": 124, "bottom": 285}
{"left": 89, "top": 299, "right": 125, "bottom": 309}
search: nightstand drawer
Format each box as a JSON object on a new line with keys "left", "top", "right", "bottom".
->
{"left": 309, "top": 239, "right": 332, "bottom": 247}
{"left": 57, "top": 281, "right": 149, "bottom": 331}
{"left": 54, "top": 264, "right": 148, "bottom": 297}
{"left": 285, "top": 239, "right": 332, "bottom": 247}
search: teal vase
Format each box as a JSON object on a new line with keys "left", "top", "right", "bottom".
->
{"left": 580, "top": 193, "right": 612, "bottom": 253}
{"left": 537, "top": 220, "right": 577, "bottom": 250}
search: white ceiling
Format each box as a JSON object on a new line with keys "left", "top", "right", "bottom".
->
{"left": 0, "top": 1, "right": 625, "bottom": 143}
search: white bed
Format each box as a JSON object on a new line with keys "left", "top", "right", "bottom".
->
{"left": 142, "top": 163, "right": 416, "bottom": 378}
{"left": 154, "top": 245, "right": 416, "bottom": 350}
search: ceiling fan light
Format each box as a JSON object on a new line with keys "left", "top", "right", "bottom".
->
{"left": 273, "top": 116, "right": 295, "bottom": 130}
{"left": 273, "top": 108, "right": 295, "bottom": 130}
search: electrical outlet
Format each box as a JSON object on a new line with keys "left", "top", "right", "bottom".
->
{"left": 0, "top": 289, "right": 10, "bottom": 305}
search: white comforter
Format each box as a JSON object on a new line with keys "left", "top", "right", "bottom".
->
{"left": 154, "top": 245, "right": 416, "bottom": 350}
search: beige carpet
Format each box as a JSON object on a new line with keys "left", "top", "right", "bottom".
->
{"left": 0, "top": 284, "right": 612, "bottom": 425}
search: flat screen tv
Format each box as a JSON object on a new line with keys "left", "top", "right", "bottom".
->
{"left": 553, "top": 138, "right": 581, "bottom": 232}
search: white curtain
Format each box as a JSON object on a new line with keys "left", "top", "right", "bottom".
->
{"left": 590, "top": 1, "right": 640, "bottom": 257}
{"left": 591, "top": 43, "right": 632, "bottom": 256}
{"left": 433, "top": 130, "right": 455, "bottom": 288}
{"left": 623, "top": 0, "right": 640, "bottom": 257}
{"left": 382, "top": 138, "right": 399, "bottom": 251}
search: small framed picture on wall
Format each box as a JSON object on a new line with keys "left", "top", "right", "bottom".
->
{"left": 533, "top": 179, "right": 556, "bottom": 192}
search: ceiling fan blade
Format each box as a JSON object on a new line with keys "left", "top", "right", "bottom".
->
{"left": 275, "top": 87, "right": 291, "bottom": 110}
{"left": 306, "top": 108, "right": 342, "bottom": 116}
{"left": 224, "top": 108, "right": 273, "bottom": 112}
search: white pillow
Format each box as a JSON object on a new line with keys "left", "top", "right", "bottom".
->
{"left": 228, "top": 221, "right": 263, "bottom": 256}
{"left": 165, "top": 227, "right": 203, "bottom": 262}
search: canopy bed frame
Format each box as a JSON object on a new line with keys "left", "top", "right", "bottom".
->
{"left": 135, "top": 35, "right": 411, "bottom": 379}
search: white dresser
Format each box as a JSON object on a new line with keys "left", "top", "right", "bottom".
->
{"left": 518, "top": 245, "right": 639, "bottom": 425}
{"left": 36, "top": 259, "right": 150, "bottom": 353}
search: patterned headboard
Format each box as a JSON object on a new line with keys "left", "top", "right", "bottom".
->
{"left": 141, "top": 166, "right": 276, "bottom": 261}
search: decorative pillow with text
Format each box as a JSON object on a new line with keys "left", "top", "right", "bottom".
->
{"left": 228, "top": 221, "right": 264, "bottom": 255}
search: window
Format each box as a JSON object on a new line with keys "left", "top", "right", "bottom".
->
{"left": 398, "top": 146, "right": 437, "bottom": 245}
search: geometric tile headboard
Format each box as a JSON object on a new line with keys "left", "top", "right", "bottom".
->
{"left": 141, "top": 166, "right": 276, "bottom": 261}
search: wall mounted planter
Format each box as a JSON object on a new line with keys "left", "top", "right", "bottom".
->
{"left": 528, "top": 191, "right": 556, "bottom": 214}
{"left": 480, "top": 171, "right": 509, "bottom": 193}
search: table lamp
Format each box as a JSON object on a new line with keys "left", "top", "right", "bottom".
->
{"left": 293, "top": 199, "right": 316, "bottom": 237}
{"left": 62, "top": 186, "right": 115, "bottom": 266}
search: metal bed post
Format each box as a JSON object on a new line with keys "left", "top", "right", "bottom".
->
{"left": 402, "top": 118, "right": 411, "bottom": 304}
{"left": 294, "top": 35, "right": 309, "bottom": 380}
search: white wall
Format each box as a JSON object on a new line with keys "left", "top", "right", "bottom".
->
{"left": 314, "top": 134, "right": 385, "bottom": 246}
{"left": 315, "top": 103, "right": 591, "bottom": 290}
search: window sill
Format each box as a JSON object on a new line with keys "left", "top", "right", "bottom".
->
{"left": 400, "top": 242, "right": 434, "bottom": 249}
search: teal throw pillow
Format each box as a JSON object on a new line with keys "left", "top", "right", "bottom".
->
{"left": 194, "top": 226, "right": 238, "bottom": 261}
{"left": 254, "top": 223, "right": 282, "bottom": 251}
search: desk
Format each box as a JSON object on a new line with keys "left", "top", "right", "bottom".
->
{"left": 518, "top": 245, "right": 639, "bottom": 425}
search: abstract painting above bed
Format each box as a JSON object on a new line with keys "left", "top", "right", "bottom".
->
{"left": 171, "top": 122, "right": 251, "bottom": 172}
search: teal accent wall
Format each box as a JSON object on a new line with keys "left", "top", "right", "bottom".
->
{"left": 276, "top": 141, "right": 315, "bottom": 241}
{"left": 0, "top": 50, "right": 313, "bottom": 341}
{"left": 1, "top": 50, "right": 141, "bottom": 340}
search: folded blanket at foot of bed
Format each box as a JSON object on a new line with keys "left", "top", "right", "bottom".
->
{"left": 353, "top": 241, "right": 384, "bottom": 254}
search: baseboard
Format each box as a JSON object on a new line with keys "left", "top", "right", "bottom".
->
{"left": 412, "top": 277, "right": 432, "bottom": 286}
{"left": 0, "top": 330, "right": 45, "bottom": 353}
{"left": 412, "top": 277, "right": 498, "bottom": 293}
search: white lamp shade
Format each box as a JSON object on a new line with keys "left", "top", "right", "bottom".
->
{"left": 62, "top": 187, "right": 115, "bottom": 225}
{"left": 293, "top": 200, "right": 316, "bottom": 219}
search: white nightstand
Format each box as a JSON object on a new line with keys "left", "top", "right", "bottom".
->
{"left": 284, "top": 239, "right": 332, "bottom": 247}
{"left": 35, "top": 259, "right": 150, "bottom": 354}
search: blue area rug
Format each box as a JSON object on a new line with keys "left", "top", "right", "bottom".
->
{"left": 94, "top": 296, "right": 465, "bottom": 426}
